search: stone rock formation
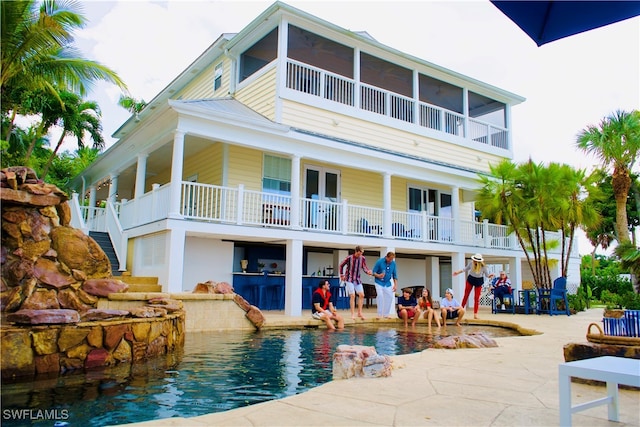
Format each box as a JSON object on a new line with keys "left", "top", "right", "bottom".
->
{"left": 0, "top": 166, "right": 128, "bottom": 322}
{"left": 332, "top": 344, "right": 392, "bottom": 379}
{"left": 433, "top": 332, "right": 498, "bottom": 349}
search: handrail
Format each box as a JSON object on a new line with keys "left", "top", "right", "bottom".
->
{"left": 105, "top": 201, "right": 126, "bottom": 272}
{"left": 69, "top": 193, "right": 87, "bottom": 233}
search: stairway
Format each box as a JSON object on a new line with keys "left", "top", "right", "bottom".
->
{"left": 119, "top": 275, "right": 162, "bottom": 293}
{"left": 89, "top": 231, "right": 121, "bottom": 277}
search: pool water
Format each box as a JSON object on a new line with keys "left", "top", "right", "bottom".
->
{"left": 1, "top": 324, "right": 518, "bottom": 426}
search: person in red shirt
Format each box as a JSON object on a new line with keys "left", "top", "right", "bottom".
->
{"left": 312, "top": 280, "right": 344, "bottom": 330}
{"left": 418, "top": 287, "right": 441, "bottom": 328}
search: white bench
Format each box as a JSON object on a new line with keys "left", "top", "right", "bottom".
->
{"left": 558, "top": 356, "right": 640, "bottom": 426}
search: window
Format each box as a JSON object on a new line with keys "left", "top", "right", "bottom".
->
{"left": 214, "top": 63, "right": 223, "bottom": 91}
{"left": 262, "top": 155, "right": 291, "bottom": 194}
{"left": 240, "top": 28, "right": 278, "bottom": 82}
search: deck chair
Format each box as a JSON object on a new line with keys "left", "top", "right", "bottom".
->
{"left": 490, "top": 277, "right": 515, "bottom": 314}
{"left": 537, "top": 277, "right": 570, "bottom": 316}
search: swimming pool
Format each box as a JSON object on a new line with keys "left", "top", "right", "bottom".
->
{"left": 1, "top": 324, "right": 518, "bottom": 426}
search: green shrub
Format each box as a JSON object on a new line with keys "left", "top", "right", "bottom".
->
{"left": 568, "top": 294, "right": 585, "bottom": 312}
{"left": 620, "top": 291, "right": 640, "bottom": 310}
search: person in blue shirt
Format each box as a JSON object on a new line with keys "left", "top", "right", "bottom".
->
{"left": 372, "top": 251, "right": 398, "bottom": 319}
{"left": 397, "top": 288, "right": 420, "bottom": 327}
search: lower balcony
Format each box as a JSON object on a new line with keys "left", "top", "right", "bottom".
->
{"left": 79, "top": 181, "right": 518, "bottom": 250}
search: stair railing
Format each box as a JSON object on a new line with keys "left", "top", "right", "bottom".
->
{"left": 70, "top": 193, "right": 88, "bottom": 233}
{"left": 105, "top": 201, "right": 127, "bottom": 272}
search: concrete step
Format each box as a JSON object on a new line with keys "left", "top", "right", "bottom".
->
{"left": 119, "top": 276, "right": 159, "bottom": 285}
{"left": 126, "top": 283, "right": 163, "bottom": 293}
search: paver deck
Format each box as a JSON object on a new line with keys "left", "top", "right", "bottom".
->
{"left": 121, "top": 307, "right": 640, "bottom": 427}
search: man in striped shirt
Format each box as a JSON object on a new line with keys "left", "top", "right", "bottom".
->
{"left": 339, "top": 245, "right": 373, "bottom": 320}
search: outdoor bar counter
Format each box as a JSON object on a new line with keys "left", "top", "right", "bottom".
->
{"left": 233, "top": 273, "right": 340, "bottom": 310}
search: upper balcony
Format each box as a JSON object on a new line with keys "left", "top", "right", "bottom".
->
{"left": 285, "top": 59, "right": 510, "bottom": 151}
{"left": 236, "top": 23, "right": 518, "bottom": 153}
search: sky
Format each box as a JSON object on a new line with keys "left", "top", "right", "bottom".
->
{"left": 66, "top": 0, "right": 640, "bottom": 254}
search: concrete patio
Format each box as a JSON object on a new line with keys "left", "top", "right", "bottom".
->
{"left": 121, "top": 307, "right": 639, "bottom": 427}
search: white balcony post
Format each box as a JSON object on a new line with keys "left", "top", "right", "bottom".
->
{"left": 134, "top": 154, "right": 148, "bottom": 199}
{"left": 354, "top": 48, "right": 361, "bottom": 109}
{"left": 151, "top": 183, "right": 160, "bottom": 223}
{"left": 383, "top": 172, "right": 392, "bottom": 238}
{"left": 168, "top": 130, "right": 185, "bottom": 218}
{"left": 509, "top": 257, "right": 522, "bottom": 292}
{"left": 451, "top": 186, "right": 460, "bottom": 243}
{"left": 290, "top": 155, "right": 301, "bottom": 229}
{"left": 462, "top": 88, "right": 469, "bottom": 137}
{"left": 88, "top": 186, "right": 97, "bottom": 221}
{"left": 412, "top": 70, "right": 419, "bottom": 125}
{"left": 108, "top": 173, "right": 118, "bottom": 204}
{"left": 341, "top": 199, "right": 348, "bottom": 234}
{"left": 236, "top": 184, "right": 244, "bottom": 225}
{"left": 483, "top": 219, "right": 490, "bottom": 247}
{"left": 421, "top": 210, "right": 428, "bottom": 242}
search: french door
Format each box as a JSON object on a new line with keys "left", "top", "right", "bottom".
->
{"left": 303, "top": 166, "right": 340, "bottom": 230}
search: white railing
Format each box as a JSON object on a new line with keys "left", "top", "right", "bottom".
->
{"left": 287, "top": 60, "right": 355, "bottom": 106}
{"left": 285, "top": 59, "right": 509, "bottom": 150}
{"left": 347, "top": 204, "right": 384, "bottom": 236}
{"left": 182, "top": 181, "right": 238, "bottom": 222}
{"left": 79, "top": 206, "right": 107, "bottom": 232}
{"left": 74, "top": 182, "right": 561, "bottom": 253}
{"left": 120, "top": 183, "right": 171, "bottom": 229}
{"left": 300, "top": 197, "right": 342, "bottom": 232}
{"left": 468, "top": 118, "right": 509, "bottom": 149}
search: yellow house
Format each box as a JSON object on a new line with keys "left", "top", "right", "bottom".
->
{"left": 71, "top": 1, "right": 579, "bottom": 316}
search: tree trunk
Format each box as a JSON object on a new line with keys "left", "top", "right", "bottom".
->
{"left": 41, "top": 132, "right": 66, "bottom": 179}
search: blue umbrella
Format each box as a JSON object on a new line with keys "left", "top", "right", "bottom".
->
{"left": 491, "top": 1, "right": 640, "bottom": 46}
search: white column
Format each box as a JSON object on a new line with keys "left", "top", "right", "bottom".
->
{"left": 166, "top": 227, "right": 186, "bottom": 293}
{"left": 509, "top": 257, "right": 522, "bottom": 292}
{"left": 285, "top": 239, "right": 303, "bottom": 316}
{"left": 290, "top": 155, "right": 301, "bottom": 229}
{"left": 134, "top": 154, "right": 148, "bottom": 198}
{"left": 168, "top": 130, "right": 185, "bottom": 218}
{"left": 383, "top": 172, "right": 392, "bottom": 238}
{"left": 451, "top": 186, "right": 460, "bottom": 243}
{"left": 275, "top": 18, "right": 289, "bottom": 123}
{"left": 412, "top": 70, "right": 419, "bottom": 125}
{"left": 108, "top": 173, "right": 119, "bottom": 203}
{"left": 427, "top": 256, "right": 441, "bottom": 298}
{"left": 451, "top": 252, "right": 466, "bottom": 299}
{"left": 89, "top": 186, "right": 97, "bottom": 208}
{"left": 354, "top": 48, "right": 361, "bottom": 109}
{"left": 462, "top": 88, "right": 469, "bottom": 137}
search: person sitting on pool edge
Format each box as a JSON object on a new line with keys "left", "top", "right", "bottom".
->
{"left": 440, "top": 288, "right": 465, "bottom": 326}
{"left": 312, "top": 280, "right": 344, "bottom": 330}
{"left": 418, "top": 287, "right": 441, "bottom": 328}
{"left": 397, "top": 287, "right": 420, "bottom": 327}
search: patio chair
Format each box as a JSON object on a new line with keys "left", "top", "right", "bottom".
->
{"left": 537, "top": 277, "right": 570, "bottom": 316}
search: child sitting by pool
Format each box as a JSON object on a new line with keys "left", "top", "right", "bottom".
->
{"left": 397, "top": 288, "right": 420, "bottom": 327}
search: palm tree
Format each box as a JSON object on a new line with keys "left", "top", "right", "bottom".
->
{"left": 576, "top": 110, "right": 640, "bottom": 243}
{"left": 41, "top": 91, "right": 103, "bottom": 178}
{"left": 477, "top": 159, "right": 599, "bottom": 288}
{"left": 1, "top": 0, "right": 126, "bottom": 139}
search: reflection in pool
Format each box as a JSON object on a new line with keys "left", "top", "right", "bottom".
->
{"left": 1, "top": 324, "right": 519, "bottom": 426}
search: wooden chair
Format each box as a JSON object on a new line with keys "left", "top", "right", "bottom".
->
{"left": 363, "top": 284, "right": 377, "bottom": 308}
